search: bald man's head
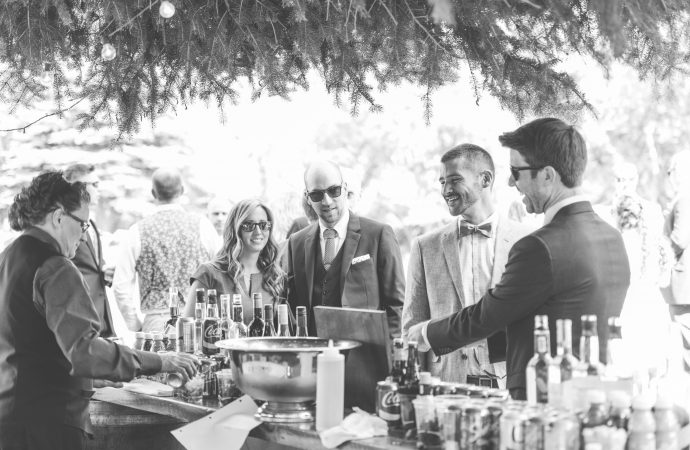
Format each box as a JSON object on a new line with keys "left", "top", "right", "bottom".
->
{"left": 152, "top": 168, "right": 184, "bottom": 203}
{"left": 303, "top": 160, "right": 348, "bottom": 227}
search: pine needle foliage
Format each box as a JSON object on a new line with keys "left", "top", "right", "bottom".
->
{"left": 0, "top": 0, "right": 688, "bottom": 135}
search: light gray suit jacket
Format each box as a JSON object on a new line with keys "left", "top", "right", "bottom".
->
{"left": 402, "top": 214, "right": 533, "bottom": 383}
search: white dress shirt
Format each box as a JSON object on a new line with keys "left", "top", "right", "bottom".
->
{"left": 112, "top": 203, "right": 220, "bottom": 331}
{"left": 543, "top": 195, "right": 589, "bottom": 225}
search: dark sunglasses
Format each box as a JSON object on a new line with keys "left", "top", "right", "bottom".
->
{"left": 63, "top": 209, "right": 91, "bottom": 233}
{"left": 510, "top": 165, "right": 544, "bottom": 181}
{"left": 239, "top": 221, "right": 272, "bottom": 232}
{"left": 306, "top": 185, "right": 343, "bottom": 202}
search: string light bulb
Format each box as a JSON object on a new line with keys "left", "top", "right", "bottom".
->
{"left": 159, "top": 1, "right": 176, "bottom": 18}
{"left": 101, "top": 43, "right": 117, "bottom": 61}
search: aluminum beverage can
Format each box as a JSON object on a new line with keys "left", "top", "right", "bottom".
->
{"left": 182, "top": 320, "right": 196, "bottom": 353}
{"left": 376, "top": 379, "right": 401, "bottom": 427}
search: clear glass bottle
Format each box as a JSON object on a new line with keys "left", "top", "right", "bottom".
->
{"left": 390, "top": 337, "right": 406, "bottom": 385}
{"left": 277, "top": 304, "right": 291, "bottom": 337}
{"left": 232, "top": 299, "right": 248, "bottom": 338}
{"left": 262, "top": 304, "right": 276, "bottom": 337}
{"left": 219, "top": 294, "right": 231, "bottom": 340}
{"left": 548, "top": 318, "right": 579, "bottom": 407}
{"left": 248, "top": 293, "right": 265, "bottom": 337}
{"left": 526, "top": 315, "right": 554, "bottom": 404}
{"left": 578, "top": 315, "right": 605, "bottom": 377}
{"left": 403, "top": 340, "right": 420, "bottom": 388}
{"left": 164, "top": 287, "right": 180, "bottom": 350}
{"left": 195, "top": 288, "right": 207, "bottom": 321}
{"left": 295, "top": 306, "right": 309, "bottom": 337}
{"left": 606, "top": 316, "right": 631, "bottom": 379}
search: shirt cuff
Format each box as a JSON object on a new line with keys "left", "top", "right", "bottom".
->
{"left": 422, "top": 320, "right": 430, "bottom": 349}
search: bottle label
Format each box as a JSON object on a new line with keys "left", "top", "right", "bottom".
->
{"left": 536, "top": 335, "right": 547, "bottom": 353}
{"left": 203, "top": 320, "right": 221, "bottom": 354}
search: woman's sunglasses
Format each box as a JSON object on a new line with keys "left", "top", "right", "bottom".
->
{"left": 240, "top": 221, "right": 272, "bottom": 232}
{"left": 306, "top": 185, "right": 343, "bottom": 202}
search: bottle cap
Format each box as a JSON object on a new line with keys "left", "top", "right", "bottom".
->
{"left": 632, "top": 393, "right": 654, "bottom": 410}
{"left": 321, "top": 339, "right": 341, "bottom": 358}
{"left": 277, "top": 304, "right": 289, "bottom": 323}
{"left": 152, "top": 332, "right": 164, "bottom": 340}
{"left": 586, "top": 389, "right": 606, "bottom": 405}
{"left": 655, "top": 392, "right": 674, "bottom": 409}
{"left": 419, "top": 372, "right": 432, "bottom": 384}
{"left": 144, "top": 333, "right": 153, "bottom": 339}
{"left": 135, "top": 332, "right": 145, "bottom": 338}
{"left": 608, "top": 390, "right": 631, "bottom": 409}
{"left": 232, "top": 294, "right": 242, "bottom": 304}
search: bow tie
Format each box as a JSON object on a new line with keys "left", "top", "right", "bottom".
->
{"left": 460, "top": 222, "right": 492, "bottom": 238}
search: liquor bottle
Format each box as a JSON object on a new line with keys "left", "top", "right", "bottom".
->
{"left": 219, "top": 294, "right": 231, "bottom": 340}
{"left": 390, "top": 337, "right": 406, "bottom": 385}
{"left": 526, "top": 315, "right": 554, "bottom": 404}
{"left": 262, "top": 304, "right": 276, "bottom": 337}
{"left": 403, "top": 340, "right": 420, "bottom": 388}
{"left": 548, "top": 318, "right": 579, "bottom": 407}
{"left": 277, "top": 304, "right": 291, "bottom": 337}
{"left": 606, "top": 316, "right": 631, "bottom": 379}
{"left": 202, "top": 291, "right": 221, "bottom": 355}
{"left": 193, "top": 301, "right": 204, "bottom": 355}
{"left": 164, "top": 287, "right": 180, "bottom": 351}
{"left": 248, "top": 293, "right": 265, "bottom": 337}
{"left": 232, "top": 299, "right": 249, "bottom": 338}
{"left": 295, "top": 306, "right": 309, "bottom": 337}
{"left": 579, "top": 315, "right": 605, "bottom": 377}
{"left": 195, "top": 288, "right": 207, "bottom": 321}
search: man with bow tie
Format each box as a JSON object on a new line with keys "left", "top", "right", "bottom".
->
{"left": 402, "top": 144, "right": 533, "bottom": 387}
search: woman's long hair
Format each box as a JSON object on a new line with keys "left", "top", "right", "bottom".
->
{"left": 213, "top": 199, "right": 285, "bottom": 300}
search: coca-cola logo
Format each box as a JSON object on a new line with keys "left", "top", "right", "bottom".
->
{"left": 204, "top": 325, "right": 221, "bottom": 338}
{"left": 380, "top": 390, "right": 399, "bottom": 407}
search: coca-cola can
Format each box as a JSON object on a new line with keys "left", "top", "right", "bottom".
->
{"left": 376, "top": 378, "right": 401, "bottom": 428}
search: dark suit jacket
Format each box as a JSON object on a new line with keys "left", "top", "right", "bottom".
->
{"left": 72, "top": 221, "right": 115, "bottom": 337}
{"left": 427, "top": 201, "right": 631, "bottom": 391}
{"left": 286, "top": 213, "right": 405, "bottom": 337}
{"left": 665, "top": 194, "right": 690, "bottom": 304}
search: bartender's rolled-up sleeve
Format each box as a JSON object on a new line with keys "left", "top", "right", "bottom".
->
{"left": 34, "top": 256, "right": 161, "bottom": 380}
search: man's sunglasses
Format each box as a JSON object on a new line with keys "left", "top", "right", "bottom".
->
{"left": 306, "top": 185, "right": 343, "bottom": 202}
{"left": 510, "top": 165, "right": 544, "bottom": 181}
{"left": 239, "top": 221, "right": 272, "bottom": 232}
{"left": 63, "top": 209, "right": 91, "bottom": 233}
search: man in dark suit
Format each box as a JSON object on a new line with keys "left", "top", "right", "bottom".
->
{"left": 285, "top": 160, "right": 405, "bottom": 337}
{"left": 64, "top": 164, "right": 116, "bottom": 338}
{"left": 408, "top": 118, "right": 631, "bottom": 400}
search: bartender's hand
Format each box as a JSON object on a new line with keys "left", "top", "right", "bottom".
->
{"left": 93, "top": 379, "right": 124, "bottom": 389}
{"left": 160, "top": 352, "right": 199, "bottom": 382}
{"left": 408, "top": 321, "right": 431, "bottom": 352}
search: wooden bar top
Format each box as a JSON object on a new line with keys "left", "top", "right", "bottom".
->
{"left": 92, "top": 387, "right": 414, "bottom": 450}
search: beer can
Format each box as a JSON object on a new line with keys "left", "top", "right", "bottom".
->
{"left": 183, "top": 320, "right": 196, "bottom": 353}
{"left": 376, "top": 379, "right": 401, "bottom": 427}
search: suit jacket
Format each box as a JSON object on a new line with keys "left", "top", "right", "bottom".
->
{"left": 286, "top": 213, "right": 405, "bottom": 337}
{"left": 72, "top": 220, "right": 115, "bottom": 337}
{"left": 427, "top": 202, "right": 630, "bottom": 391}
{"left": 402, "top": 215, "right": 533, "bottom": 382}
{"left": 665, "top": 194, "right": 690, "bottom": 304}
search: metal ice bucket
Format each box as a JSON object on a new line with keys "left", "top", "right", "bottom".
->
{"left": 215, "top": 337, "right": 360, "bottom": 422}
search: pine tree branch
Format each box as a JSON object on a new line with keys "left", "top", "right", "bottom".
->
{"left": 0, "top": 96, "right": 87, "bottom": 133}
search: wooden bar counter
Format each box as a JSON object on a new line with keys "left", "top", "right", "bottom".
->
{"left": 89, "top": 387, "right": 414, "bottom": 450}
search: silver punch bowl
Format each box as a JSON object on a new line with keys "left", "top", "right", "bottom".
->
{"left": 216, "top": 337, "right": 361, "bottom": 423}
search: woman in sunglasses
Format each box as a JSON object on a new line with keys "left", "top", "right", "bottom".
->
{"left": 184, "top": 199, "right": 285, "bottom": 324}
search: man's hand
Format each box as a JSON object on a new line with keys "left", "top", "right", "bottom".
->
{"left": 160, "top": 352, "right": 199, "bottom": 383}
{"left": 93, "top": 379, "right": 124, "bottom": 389}
{"left": 102, "top": 264, "right": 115, "bottom": 287}
{"left": 408, "top": 321, "right": 431, "bottom": 352}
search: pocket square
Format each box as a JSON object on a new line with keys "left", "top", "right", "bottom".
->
{"left": 352, "top": 254, "right": 371, "bottom": 265}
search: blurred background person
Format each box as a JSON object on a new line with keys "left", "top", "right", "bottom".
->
{"left": 112, "top": 168, "right": 218, "bottom": 332}
{"left": 341, "top": 166, "right": 363, "bottom": 213}
{"left": 206, "top": 195, "right": 233, "bottom": 240}
{"left": 285, "top": 195, "right": 318, "bottom": 240}
{"left": 0, "top": 171, "right": 197, "bottom": 450}
{"left": 664, "top": 150, "right": 690, "bottom": 371}
{"left": 183, "top": 199, "right": 285, "bottom": 324}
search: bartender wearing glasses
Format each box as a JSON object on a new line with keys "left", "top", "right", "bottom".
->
{"left": 284, "top": 160, "right": 405, "bottom": 337}
{"left": 0, "top": 171, "right": 198, "bottom": 450}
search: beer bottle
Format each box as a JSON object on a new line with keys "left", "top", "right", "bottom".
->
{"left": 262, "top": 304, "right": 276, "bottom": 337}
{"left": 526, "top": 315, "right": 554, "bottom": 404}
{"left": 578, "top": 315, "right": 605, "bottom": 377}
{"left": 277, "top": 304, "right": 291, "bottom": 337}
{"left": 231, "top": 296, "right": 249, "bottom": 338}
{"left": 195, "top": 288, "right": 207, "bottom": 321}
{"left": 403, "top": 340, "right": 420, "bottom": 388}
{"left": 548, "top": 318, "right": 579, "bottom": 408}
{"left": 202, "top": 290, "right": 221, "bottom": 355}
{"left": 164, "top": 287, "right": 180, "bottom": 350}
{"left": 248, "top": 293, "right": 265, "bottom": 337}
{"left": 390, "top": 338, "right": 406, "bottom": 385}
{"left": 219, "top": 294, "right": 231, "bottom": 340}
{"left": 295, "top": 306, "right": 309, "bottom": 337}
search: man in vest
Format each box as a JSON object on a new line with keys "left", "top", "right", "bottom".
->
{"left": 112, "top": 168, "right": 218, "bottom": 332}
{"left": 285, "top": 160, "right": 405, "bottom": 337}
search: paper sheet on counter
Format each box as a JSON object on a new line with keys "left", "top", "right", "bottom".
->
{"left": 170, "top": 395, "right": 261, "bottom": 450}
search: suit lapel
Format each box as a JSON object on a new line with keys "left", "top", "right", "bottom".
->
{"left": 339, "top": 214, "right": 361, "bottom": 300}
{"left": 91, "top": 220, "right": 104, "bottom": 266}
{"left": 441, "top": 224, "right": 464, "bottom": 306}
{"left": 303, "top": 225, "right": 319, "bottom": 306}
{"left": 84, "top": 226, "right": 99, "bottom": 268}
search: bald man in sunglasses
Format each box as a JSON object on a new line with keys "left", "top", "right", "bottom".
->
{"left": 284, "top": 160, "right": 405, "bottom": 339}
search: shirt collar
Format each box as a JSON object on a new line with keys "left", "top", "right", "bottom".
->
{"left": 319, "top": 209, "right": 350, "bottom": 239}
{"left": 543, "top": 194, "right": 589, "bottom": 225}
{"left": 457, "top": 211, "right": 498, "bottom": 237}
